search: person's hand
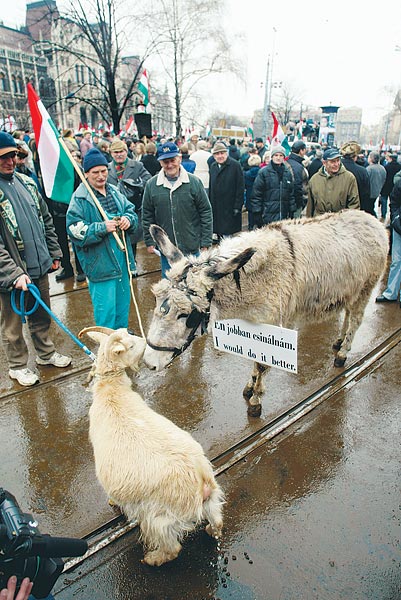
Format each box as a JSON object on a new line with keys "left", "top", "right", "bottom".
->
{"left": 0, "top": 576, "right": 33, "bottom": 600}
{"left": 118, "top": 216, "right": 131, "bottom": 231}
{"left": 147, "top": 245, "right": 156, "bottom": 254}
{"left": 105, "top": 219, "right": 119, "bottom": 233}
{"left": 50, "top": 259, "right": 61, "bottom": 271}
{"left": 233, "top": 208, "right": 241, "bottom": 217}
{"left": 13, "top": 274, "right": 31, "bottom": 292}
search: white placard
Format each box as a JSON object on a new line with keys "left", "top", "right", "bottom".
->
{"left": 213, "top": 319, "right": 297, "bottom": 373}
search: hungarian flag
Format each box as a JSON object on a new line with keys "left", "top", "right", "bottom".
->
{"left": 27, "top": 83, "right": 74, "bottom": 204}
{"left": 138, "top": 69, "right": 150, "bottom": 106}
{"left": 247, "top": 118, "right": 254, "bottom": 141}
{"left": 271, "top": 111, "right": 291, "bottom": 156}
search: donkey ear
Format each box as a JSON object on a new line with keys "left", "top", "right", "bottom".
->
{"left": 206, "top": 248, "right": 256, "bottom": 280}
{"left": 149, "top": 224, "right": 184, "bottom": 264}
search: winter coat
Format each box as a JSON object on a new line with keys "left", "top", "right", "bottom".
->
{"left": 191, "top": 149, "right": 212, "bottom": 189}
{"left": 142, "top": 167, "right": 213, "bottom": 254}
{"left": 66, "top": 182, "right": 138, "bottom": 283}
{"left": 141, "top": 154, "right": 161, "bottom": 177}
{"left": 228, "top": 145, "right": 241, "bottom": 161}
{"left": 209, "top": 157, "right": 245, "bottom": 235}
{"left": 307, "top": 164, "right": 360, "bottom": 217}
{"left": 0, "top": 172, "right": 61, "bottom": 292}
{"left": 341, "top": 157, "right": 370, "bottom": 211}
{"left": 366, "top": 163, "right": 386, "bottom": 199}
{"left": 308, "top": 157, "right": 323, "bottom": 178}
{"left": 244, "top": 166, "right": 260, "bottom": 209}
{"left": 250, "top": 162, "right": 295, "bottom": 224}
{"left": 381, "top": 161, "right": 401, "bottom": 196}
{"left": 180, "top": 154, "right": 196, "bottom": 174}
{"left": 108, "top": 158, "right": 151, "bottom": 212}
{"left": 287, "top": 152, "right": 309, "bottom": 209}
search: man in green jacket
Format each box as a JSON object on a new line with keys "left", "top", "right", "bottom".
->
{"left": 142, "top": 141, "right": 213, "bottom": 277}
{"left": 307, "top": 147, "right": 360, "bottom": 217}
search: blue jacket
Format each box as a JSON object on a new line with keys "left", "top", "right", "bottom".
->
{"left": 66, "top": 182, "right": 138, "bottom": 282}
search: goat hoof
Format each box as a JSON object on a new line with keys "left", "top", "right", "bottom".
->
{"left": 332, "top": 339, "right": 343, "bottom": 351}
{"left": 247, "top": 403, "right": 262, "bottom": 417}
{"left": 334, "top": 356, "right": 346, "bottom": 368}
{"left": 206, "top": 523, "right": 223, "bottom": 538}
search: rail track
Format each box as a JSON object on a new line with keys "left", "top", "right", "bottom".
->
{"left": 60, "top": 325, "right": 401, "bottom": 575}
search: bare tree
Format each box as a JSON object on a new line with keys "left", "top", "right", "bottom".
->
{"left": 272, "top": 82, "right": 303, "bottom": 126}
{"left": 141, "top": 0, "right": 244, "bottom": 138}
{"left": 34, "top": 0, "right": 162, "bottom": 132}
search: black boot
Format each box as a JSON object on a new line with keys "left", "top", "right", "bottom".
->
{"left": 55, "top": 268, "right": 74, "bottom": 282}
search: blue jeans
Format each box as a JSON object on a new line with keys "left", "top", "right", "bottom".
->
{"left": 382, "top": 228, "right": 401, "bottom": 300}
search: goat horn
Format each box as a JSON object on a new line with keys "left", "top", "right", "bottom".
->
{"left": 78, "top": 326, "right": 115, "bottom": 339}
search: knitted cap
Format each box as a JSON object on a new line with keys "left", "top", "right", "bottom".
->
{"left": 271, "top": 145, "right": 286, "bottom": 157}
{"left": 83, "top": 148, "right": 109, "bottom": 172}
{"left": 0, "top": 132, "right": 17, "bottom": 157}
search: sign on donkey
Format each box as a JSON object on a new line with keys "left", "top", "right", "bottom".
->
{"left": 213, "top": 319, "right": 298, "bottom": 373}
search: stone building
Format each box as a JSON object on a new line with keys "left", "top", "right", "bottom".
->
{"left": 335, "top": 107, "right": 362, "bottom": 146}
{"left": 0, "top": 0, "right": 173, "bottom": 134}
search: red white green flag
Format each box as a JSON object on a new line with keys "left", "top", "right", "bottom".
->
{"left": 271, "top": 111, "right": 291, "bottom": 156}
{"left": 138, "top": 69, "right": 150, "bottom": 106}
{"left": 27, "top": 83, "right": 75, "bottom": 204}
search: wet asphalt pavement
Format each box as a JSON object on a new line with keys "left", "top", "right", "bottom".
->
{"left": 0, "top": 239, "right": 400, "bottom": 600}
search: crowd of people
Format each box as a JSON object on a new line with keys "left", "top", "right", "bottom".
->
{"left": 1, "top": 125, "right": 400, "bottom": 391}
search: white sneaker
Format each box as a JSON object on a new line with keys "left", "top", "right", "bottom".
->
{"left": 9, "top": 368, "right": 40, "bottom": 386}
{"left": 36, "top": 352, "right": 72, "bottom": 368}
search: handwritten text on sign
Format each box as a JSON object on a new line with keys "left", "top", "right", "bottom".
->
{"left": 213, "top": 319, "right": 297, "bottom": 373}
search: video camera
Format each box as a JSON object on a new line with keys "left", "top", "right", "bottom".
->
{"left": 0, "top": 488, "right": 88, "bottom": 599}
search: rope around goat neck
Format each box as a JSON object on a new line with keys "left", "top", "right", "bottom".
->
{"left": 121, "top": 229, "right": 146, "bottom": 339}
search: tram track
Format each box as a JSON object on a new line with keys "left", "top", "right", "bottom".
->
{"left": 61, "top": 325, "right": 401, "bottom": 576}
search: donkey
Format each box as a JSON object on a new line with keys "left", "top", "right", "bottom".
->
{"left": 143, "top": 210, "right": 388, "bottom": 417}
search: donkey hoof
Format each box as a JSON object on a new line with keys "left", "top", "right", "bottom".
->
{"left": 247, "top": 403, "right": 262, "bottom": 417}
{"left": 243, "top": 387, "right": 254, "bottom": 401}
{"left": 334, "top": 356, "right": 346, "bottom": 368}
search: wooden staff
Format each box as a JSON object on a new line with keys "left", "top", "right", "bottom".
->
{"left": 58, "top": 136, "right": 124, "bottom": 250}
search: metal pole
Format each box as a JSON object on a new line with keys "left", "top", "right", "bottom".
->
{"left": 261, "top": 57, "right": 270, "bottom": 140}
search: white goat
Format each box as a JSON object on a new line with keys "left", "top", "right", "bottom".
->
{"left": 79, "top": 326, "right": 224, "bottom": 566}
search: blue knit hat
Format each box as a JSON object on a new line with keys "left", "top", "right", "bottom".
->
{"left": 83, "top": 148, "right": 108, "bottom": 172}
{"left": 0, "top": 132, "right": 17, "bottom": 157}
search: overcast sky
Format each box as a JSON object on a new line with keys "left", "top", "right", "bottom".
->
{"left": 4, "top": 0, "right": 401, "bottom": 126}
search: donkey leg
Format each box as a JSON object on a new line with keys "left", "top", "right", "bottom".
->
{"left": 244, "top": 362, "right": 268, "bottom": 417}
{"left": 332, "top": 309, "right": 350, "bottom": 351}
{"left": 334, "top": 297, "right": 369, "bottom": 367}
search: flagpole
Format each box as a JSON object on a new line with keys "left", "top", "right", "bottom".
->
{"left": 58, "top": 136, "right": 125, "bottom": 250}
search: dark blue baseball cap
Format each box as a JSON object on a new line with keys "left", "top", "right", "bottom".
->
{"left": 323, "top": 148, "right": 341, "bottom": 161}
{"left": 157, "top": 141, "right": 180, "bottom": 161}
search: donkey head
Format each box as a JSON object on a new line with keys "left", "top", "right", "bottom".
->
{"left": 143, "top": 225, "right": 255, "bottom": 371}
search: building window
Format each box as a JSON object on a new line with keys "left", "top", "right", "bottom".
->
{"left": 75, "top": 64, "right": 80, "bottom": 83}
{"left": 0, "top": 72, "right": 8, "bottom": 92}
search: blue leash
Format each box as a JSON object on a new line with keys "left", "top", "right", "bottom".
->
{"left": 11, "top": 283, "right": 96, "bottom": 362}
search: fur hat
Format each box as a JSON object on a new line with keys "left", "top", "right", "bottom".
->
{"left": 83, "top": 148, "right": 109, "bottom": 172}
{"left": 271, "top": 145, "right": 286, "bottom": 157}
{"left": 0, "top": 132, "right": 17, "bottom": 157}
{"left": 110, "top": 139, "right": 128, "bottom": 153}
{"left": 211, "top": 142, "right": 228, "bottom": 154}
{"left": 340, "top": 141, "right": 361, "bottom": 157}
{"left": 248, "top": 154, "right": 261, "bottom": 167}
